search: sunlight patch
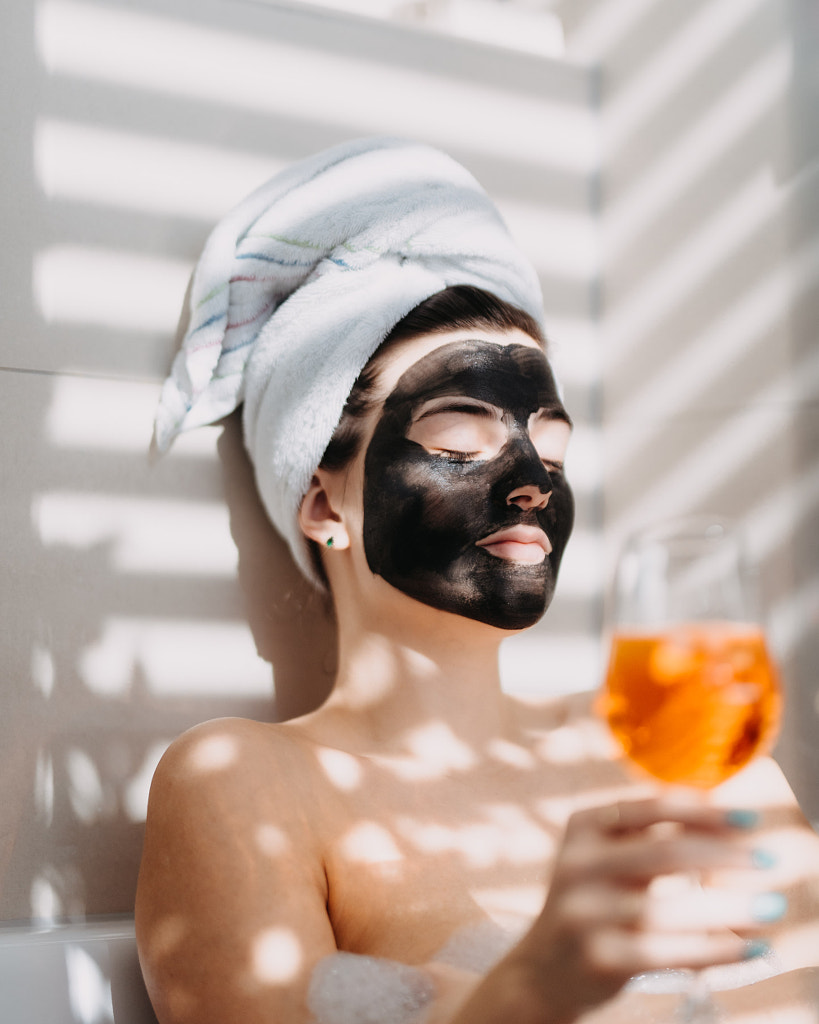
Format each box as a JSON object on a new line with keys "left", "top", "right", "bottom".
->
{"left": 252, "top": 928, "right": 302, "bottom": 985}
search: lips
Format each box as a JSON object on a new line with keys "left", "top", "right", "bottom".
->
{"left": 475, "top": 525, "right": 552, "bottom": 564}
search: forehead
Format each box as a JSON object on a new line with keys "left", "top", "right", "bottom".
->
{"left": 383, "top": 336, "right": 563, "bottom": 418}
{"left": 374, "top": 327, "right": 541, "bottom": 393}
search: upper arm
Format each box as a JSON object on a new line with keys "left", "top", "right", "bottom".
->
{"left": 135, "top": 720, "right": 337, "bottom": 1024}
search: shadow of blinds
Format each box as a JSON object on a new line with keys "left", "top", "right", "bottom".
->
{"left": 1, "top": 0, "right": 602, "bottom": 920}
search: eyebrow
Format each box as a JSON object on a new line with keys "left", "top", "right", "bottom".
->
{"left": 533, "top": 403, "right": 573, "bottom": 429}
{"left": 414, "top": 399, "right": 499, "bottom": 422}
{"left": 414, "top": 398, "right": 573, "bottom": 430}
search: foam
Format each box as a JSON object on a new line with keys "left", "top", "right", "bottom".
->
{"left": 308, "top": 953, "right": 435, "bottom": 1024}
{"left": 627, "top": 949, "right": 782, "bottom": 994}
{"left": 308, "top": 920, "right": 782, "bottom": 1023}
{"left": 432, "top": 920, "right": 521, "bottom": 975}
{"left": 307, "top": 922, "right": 521, "bottom": 1024}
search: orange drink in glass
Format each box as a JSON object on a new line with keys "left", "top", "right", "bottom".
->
{"left": 602, "top": 622, "right": 781, "bottom": 789}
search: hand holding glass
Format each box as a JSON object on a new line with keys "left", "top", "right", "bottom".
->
{"left": 598, "top": 518, "right": 783, "bottom": 1021}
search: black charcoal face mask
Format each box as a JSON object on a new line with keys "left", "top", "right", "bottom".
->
{"left": 362, "top": 340, "right": 574, "bottom": 630}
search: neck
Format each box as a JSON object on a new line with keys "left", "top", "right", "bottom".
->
{"left": 322, "top": 587, "right": 514, "bottom": 754}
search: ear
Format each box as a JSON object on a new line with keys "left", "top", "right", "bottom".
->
{"left": 298, "top": 472, "right": 351, "bottom": 551}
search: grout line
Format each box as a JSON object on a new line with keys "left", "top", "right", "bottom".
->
{"left": 0, "top": 365, "right": 161, "bottom": 385}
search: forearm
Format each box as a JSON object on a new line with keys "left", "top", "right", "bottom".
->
{"left": 422, "top": 944, "right": 626, "bottom": 1024}
{"left": 423, "top": 958, "right": 559, "bottom": 1024}
{"left": 427, "top": 963, "right": 819, "bottom": 1024}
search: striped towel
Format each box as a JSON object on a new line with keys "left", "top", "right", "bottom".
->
{"left": 154, "top": 136, "right": 543, "bottom": 585}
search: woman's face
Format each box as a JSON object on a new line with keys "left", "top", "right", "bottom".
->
{"left": 350, "top": 328, "right": 574, "bottom": 631}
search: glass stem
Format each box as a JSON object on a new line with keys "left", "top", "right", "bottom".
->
{"left": 678, "top": 970, "right": 720, "bottom": 1022}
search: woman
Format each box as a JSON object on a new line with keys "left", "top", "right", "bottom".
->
{"left": 137, "top": 138, "right": 819, "bottom": 1023}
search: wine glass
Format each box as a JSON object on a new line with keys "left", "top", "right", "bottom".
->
{"left": 597, "top": 516, "right": 782, "bottom": 1020}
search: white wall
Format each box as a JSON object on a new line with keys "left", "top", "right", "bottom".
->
{"left": 0, "top": 0, "right": 600, "bottom": 922}
{"left": 556, "top": 0, "right": 819, "bottom": 823}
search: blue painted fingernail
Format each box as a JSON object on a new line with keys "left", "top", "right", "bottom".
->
{"left": 743, "top": 939, "right": 771, "bottom": 960}
{"left": 725, "top": 809, "right": 759, "bottom": 829}
{"left": 751, "top": 848, "right": 778, "bottom": 869}
{"left": 751, "top": 892, "right": 788, "bottom": 923}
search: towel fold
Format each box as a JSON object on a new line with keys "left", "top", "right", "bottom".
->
{"left": 154, "top": 136, "right": 543, "bottom": 584}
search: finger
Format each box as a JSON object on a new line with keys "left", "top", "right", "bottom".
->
{"left": 644, "top": 887, "right": 788, "bottom": 933}
{"left": 573, "top": 795, "right": 759, "bottom": 838}
{"left": 585, "top": 927, "right": 763, "bottom": 975}
{"left": 561, "top": 881, "right": 787, "bottom": 933}
{"left": 573, "top": 833, "right": 764, "bottom": 882}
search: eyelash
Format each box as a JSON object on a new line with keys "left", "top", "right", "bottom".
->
{"left": 435, "top": 451, "right": 565, "bottom": 473}
{"left": 438, "top": 449, "right": 479, "bottom": 463}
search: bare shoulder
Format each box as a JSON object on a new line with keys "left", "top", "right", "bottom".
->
{"left": 140, "top": 715, "right": 330, "bottom": 896}
{"left": 137, "top": 717, "right": 337, "bottom": 1023}
{"left": 142, "top": 716, "right": 333, "bottom": 868}
{"left": 149, "top": 716, "right": 316, "bottom": 798}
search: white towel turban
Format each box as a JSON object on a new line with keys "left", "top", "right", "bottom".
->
{"left": 154, "top": 136, "right": 544, "bottom": 585}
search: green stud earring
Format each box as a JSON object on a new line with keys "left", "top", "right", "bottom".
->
{"left": 326, "top": 537, "right": 334, "bottom": 548}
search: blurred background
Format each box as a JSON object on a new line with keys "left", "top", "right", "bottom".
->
{"left": 1, "top": 0, "right": 816, "bottom": 925}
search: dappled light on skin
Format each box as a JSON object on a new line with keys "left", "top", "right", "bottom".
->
{"left": 143, "top": 917, "right": 198, "bottom": 1021}
{"left": 535, "top": 719, "right": 612, "bottom": 765}
{"left": 149, "top": 915, "right": 188, "bottom": 961}
{"left": 778, "top": 920, "right": 819, "bottom": 975}
{"left": 255, "top": 823, "right": 291, "bottom": 858}
{"left": 484, "top": 737, "right": 537, "bottom": 771}
{"left": 316, "top": 746, "right": 364, "bottom": 792}
{"left": 471, "top": 886, "right": 547, "bottom": 927}
{"left": 384, "top": 723, "right": 477, "bottom": 782}
{"left": 251, "top": 927, "right": 303, "bottom": 986}
{"left": 396, "top": 805, "right": 552, "bottom": 870}
{"left": 534, "top": 783, "right": 653, "bottom": 833}
{"left": 162, "top": 985, "right": 197, "bottom": 1023}
{"left": 186, "top": 733, "right": 239, "bottom": 774}
{"left": 340, "top": 822, "right": 404, "bottom": 866}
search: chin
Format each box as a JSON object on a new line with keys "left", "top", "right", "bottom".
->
{"left": 388, "top": 560, "right": 558, "bottom": 632}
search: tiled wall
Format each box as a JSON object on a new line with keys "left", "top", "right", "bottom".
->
{"left": 0, "top": 0, "right": 600, "bottom": 921}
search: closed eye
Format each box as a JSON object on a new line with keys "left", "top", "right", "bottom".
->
{"left": 436, "top": 449, "right": 481, "bottom": 463}
{"left": 407, "top": 408, "right": 506, "bottom": 461}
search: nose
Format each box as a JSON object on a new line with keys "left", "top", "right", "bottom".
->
{"left": 507, "top": 483, "right": 551, "bottom": 511}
